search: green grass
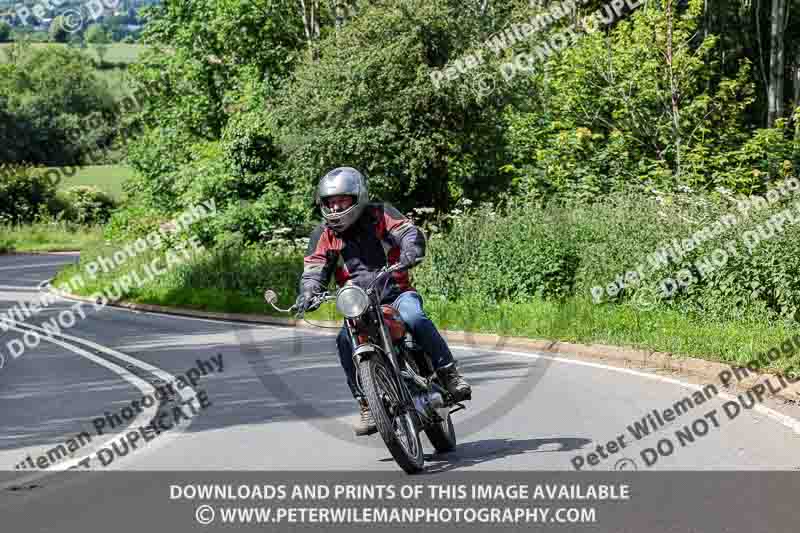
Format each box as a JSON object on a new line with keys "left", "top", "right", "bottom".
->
{"left": 84, "top": 43, "right": 148, "bottom": 64}
{"left": 52, "top": 165, "right": 133, "bottom": 201}
{"left": 423, "top": 297, "right": 799, "bottom": 374}
{"left": 0, "top": 222, "right": 104, "bottom": 253}
{"left": 52, "top": 241, "right": 800, "bottom": 377}
{"left": 0, "top": 42, "right": 149, "bottom": 64}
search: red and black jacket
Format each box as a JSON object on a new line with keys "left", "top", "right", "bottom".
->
{"left": 300, "top": 202, "right": 426, "bottom": 303}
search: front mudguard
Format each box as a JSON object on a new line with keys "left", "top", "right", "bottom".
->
{"left": 352, "top": 344, "right": 421, "bottom": 427}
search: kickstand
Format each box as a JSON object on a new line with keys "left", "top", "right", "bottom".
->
{"left": 449, "top": 402, "right": 467, "bottom": 415}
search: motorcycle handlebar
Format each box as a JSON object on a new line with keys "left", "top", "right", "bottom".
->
{"left": 264, "top": 261, "right": 409, "bottom": 315}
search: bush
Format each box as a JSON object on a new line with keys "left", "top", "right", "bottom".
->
{"left": 57, "top": 186, "right": 117, "bottom": 224}
{"left": 0, "top": 21, "right": 11, "bottom": 43}
{"left": 104, "top": 202, "right": 169, "bottom": 242}
{"left": 0, "top": 164, "right": 58, "bottom": 224}
{"left": 0, "top": 47, "right": 118, "bottom": 167}
{"left": 413, "top": 201, "right": 580, "bottom": 304}
{"left": 412, "top": 185, "right": 800, "bottom": 325}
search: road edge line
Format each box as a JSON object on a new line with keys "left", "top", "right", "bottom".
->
{"left": 48, "top": 287, "right": 800, "bottom": 405}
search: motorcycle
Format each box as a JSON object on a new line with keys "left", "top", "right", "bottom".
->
{"left": 264, "top": 262, "right": 466, "bottom": 474}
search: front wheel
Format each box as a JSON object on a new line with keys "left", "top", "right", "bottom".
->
{"left": 359, "top": 357, "right": 424, "bottom": 474}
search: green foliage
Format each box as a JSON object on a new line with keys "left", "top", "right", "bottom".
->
{"left": 409, "top": 186, "right": 800, "bottom": 327}
{"left": 0, "top": 164, "right": 58, "bottom": 224}
{"left": 273, "top": 0, "right": 513, "bottom": 213}
{"left": 221, "top": 110, "right": 280, "bottom": 177}
{"left": 130, "top": 0, "right": 304, "bottom": 141}
{"left": 503, "top": 1, "right": 795, "bottom": 200}
{"left": 0, "top": 21, "right": 11, "bottom": 43}
{"left": 49, "top": 17, "right": 69, "bottom": 43}
{"left": 125, "top": 126, "right": 196, "bottom": 211}
{"left": 56, "top": 185, "right": 117, "bottom": 224}
{"left": 86, "top": 25, "right": 111, "bottom": 45}
{"left": 413, "top": 201, "right": 579, "bottom": 303}
{"left": 104, "top": 202, "right": 169, "bottom": 243}
{"left": 0, "top": 221, "right": 103, "bottom": 252}
{"left": 0, "top": 47, "right": 117, "bottom": 166}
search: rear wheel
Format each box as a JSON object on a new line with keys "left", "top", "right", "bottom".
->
{"left": 424, "top": 412, "right": 456, "bottom": 453}
{"left": 359, "top": 357, "right": 424, "bottom": 474}
{"left": 408, "top": 349, "right": 457, "bottom": 453}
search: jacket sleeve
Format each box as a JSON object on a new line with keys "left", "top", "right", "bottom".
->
{"left": 299, "top": 225, "right": 338, "bottom": 294}
{"left": 381, "top": 203, "right": 426, "bottom": 267}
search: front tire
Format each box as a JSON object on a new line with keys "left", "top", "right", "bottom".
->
{"left": 359, "top": 357, "right": 424, "bottom": 474}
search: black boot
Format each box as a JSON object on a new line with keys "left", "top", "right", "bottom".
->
{"left": 354, "top": 397, "right": 377, "bottom": 436}
{"left": 437, "top": 362, "right": 472, "bottom": 401}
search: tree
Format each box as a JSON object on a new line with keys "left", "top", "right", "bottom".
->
{"left": 86, "top": 24, "right": 110, "bottom": 45}
{"left": 49, "top": 17, "right": 69, "bottom": 43}
{"left": 86, "top": 24, "right": 111, "bottom": 65}
{"left": 273, "top": 0, "right": 514, "bottom": 212}
{"left": 0, "top": 21, "right": 12, "bottom": 43}
{"left": 0, "top": 47, "right": 117, "bottom": 166}
{"left": 767, "top": 0, "right": 790, "bottom": 126}
{"left": 131, "top": 0, "right": 306, "bottom": 140}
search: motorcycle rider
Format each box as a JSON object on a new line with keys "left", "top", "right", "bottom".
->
{"left": 296, "top": 167, "right": 472, "bottom": 436}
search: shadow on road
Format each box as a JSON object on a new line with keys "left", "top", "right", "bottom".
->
{"left": 418, "top": 437, "right": 593, "bottom": 473}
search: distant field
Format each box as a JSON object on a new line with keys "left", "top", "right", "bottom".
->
{"left": 54, "top": 165, "right": 134, "bottom": 201}
{"left": 0, "top": 42, "right": 149, "bottom": 64}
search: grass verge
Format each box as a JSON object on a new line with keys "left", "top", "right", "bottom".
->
{"left": 51, "top": 241, "right": 800, "bottom": 377}
{"left": 0, "top": 222, "right": 103, "bottom": 253}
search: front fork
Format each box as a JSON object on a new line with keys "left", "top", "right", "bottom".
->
{"left": 347, "top": 315, "right": 420, "bottom": 425}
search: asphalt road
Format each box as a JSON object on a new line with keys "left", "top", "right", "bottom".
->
{"left": 0, "top": 253, "right": 799, "bottom": 531}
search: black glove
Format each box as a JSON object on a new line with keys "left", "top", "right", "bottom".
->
{"left": 295, "top": 290, "right": 320, "bottom": 314}
{"left": 398, "top": 250, "right": 422, "bottom": 270}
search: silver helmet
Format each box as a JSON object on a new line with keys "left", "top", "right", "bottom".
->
{"left": 316, "top": 167, "right": 369, "bottom": 232}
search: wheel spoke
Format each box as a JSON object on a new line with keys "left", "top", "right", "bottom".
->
{"left": 374, "top": 363, "right": 417, "bottom": 458}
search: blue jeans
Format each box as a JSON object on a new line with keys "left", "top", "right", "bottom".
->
{"left": 336, "top": 291, "right": 455, "bottom": 399}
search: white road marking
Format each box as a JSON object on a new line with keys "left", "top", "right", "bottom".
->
{"left": 53, "top": 282, "right": 800, "bottom": 437}
{"left": 21, "top": 274, "right": 800, "bottom": 460}
{"left": 0, "top": 319, "right": 201, "bottom": 482}
{"left": 451, "top": 346, "right": 800, "bottom": 436}
{"left": 0, "top": 325, "right": 156, "bottom": 486}
{"left": 0, "top": 263, "right": 69, "bottom": 271}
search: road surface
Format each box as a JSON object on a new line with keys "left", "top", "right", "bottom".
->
{"left": 0, "top": 253, "right": 798, "bottom": 531}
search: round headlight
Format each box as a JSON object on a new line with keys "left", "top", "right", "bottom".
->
{"left": 336, "top": 285, "right": 369, "bottom": 318}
